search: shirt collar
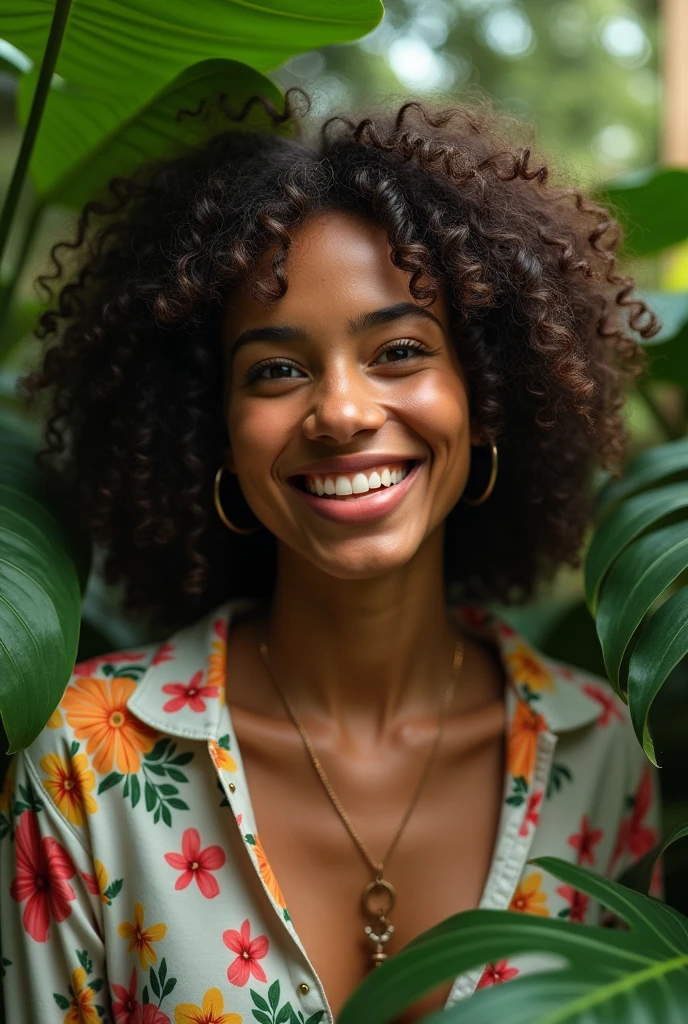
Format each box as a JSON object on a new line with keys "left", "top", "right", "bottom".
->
{"left": 127, "top": 598, "right": 601, "bottom": 741}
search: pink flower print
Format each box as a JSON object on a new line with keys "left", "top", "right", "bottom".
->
{"left": 223, "top": 919, "right": 269, "bottom": 986}
{"left": 518, "top": 790, "right": 543, "bottom": 837}
{"left": 162, "top": 671, "right": 219, "bottom": 713}
{"left": 212, "top": 617, "right": 227, "bottom": 641}
{"left": 568, "top": 815, "right": 604, "bottom": 866}
{"left": 112, "top": 967, "right": 138, "bottom": 1023}
{"left": 556, "top": 884, "right": 589, "bottom": 923}
{"left": 477, "top": 960, "right": 519, "bottom": 988}
{"left": 10, "top": 811, "right": 77, "bottom": 942}
{"left": 151, "top": 642, "right": 175, "bottom": 667}
{"left": 164, "top": 828, "right": 225, "bottom": 898}
{"left": 582, "top": 683, "right": 624, "bottom": 728}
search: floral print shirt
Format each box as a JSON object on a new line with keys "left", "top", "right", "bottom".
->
{"left": 0, "top": 598, "right": 661, "bottom": 1023}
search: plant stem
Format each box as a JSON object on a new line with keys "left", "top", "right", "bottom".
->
{"left": 0, "top": 0, "right": 72, "bottom": 281}
{"left": 0, "top": 202, "right": 43, "bottom": 350}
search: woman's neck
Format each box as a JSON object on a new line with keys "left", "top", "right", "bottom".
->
{"left": 263, "top": 528, "right": 461, "bottom": 741}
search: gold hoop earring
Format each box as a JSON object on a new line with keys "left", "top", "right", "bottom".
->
{"left": 213, "top": 466, "right": 262, "bottom": 535}
{"left": 463, "top": 443, "right": 499, "bottom": 506}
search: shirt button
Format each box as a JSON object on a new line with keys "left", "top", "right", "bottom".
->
{"left": 228, "top": 782, "right": 236, "bottom": 792}
{"left": 299, "top": 983, "right": 310, "bottom": 995}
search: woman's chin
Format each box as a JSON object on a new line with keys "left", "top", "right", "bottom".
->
{"left": 304, "top": 532, "right": 427, "bottom": 581}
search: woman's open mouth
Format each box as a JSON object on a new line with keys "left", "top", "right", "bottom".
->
{"left": 288, "top": 460, "right": 422, "bottom": 524}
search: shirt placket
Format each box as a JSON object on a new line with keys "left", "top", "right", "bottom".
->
{"left": 210, "top": 702, "right": 335, "bottom": 1023}
{"left": 445, "top": 709, "right": 558, "bottom": 1005}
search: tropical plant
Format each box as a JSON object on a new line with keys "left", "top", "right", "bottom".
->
{"left": 0, "top": 0, "right": 383, "bottom": 753}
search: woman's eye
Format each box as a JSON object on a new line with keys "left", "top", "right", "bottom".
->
{"left": 249, "top": 362, "right": 304, "bottom": 381}
{"left": 375, "top": 342, "right": 425, "bottom": 364}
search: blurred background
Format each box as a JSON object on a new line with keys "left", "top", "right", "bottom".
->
{"left": 2, "top": 0, "right": 688, "bottom": 905}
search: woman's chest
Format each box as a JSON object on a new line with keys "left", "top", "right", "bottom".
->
{"left": 238, "top": 724, "right": 506, "bottom": 1022}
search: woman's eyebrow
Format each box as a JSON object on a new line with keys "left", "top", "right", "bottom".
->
{"left": 348, "top": 302, "right": 443, "bottom": 333}
{"left": 230, "top": 302, "right": 443, "bottom": 359}
{"left": 230, "top": 324, "right": 307, "bottom": 358}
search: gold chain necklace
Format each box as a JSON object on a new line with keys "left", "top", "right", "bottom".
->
{"left": 257, "top": 630, "right": 464, "bottom": 970}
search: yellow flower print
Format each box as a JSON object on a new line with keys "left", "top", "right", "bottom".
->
{"left": 83, "top": 859, "right": 122, "bottom": 905}
{"left": 509, "top": 872, "right": 549, "bottom": 917}
{"left": 505, "top": 643, "right": 554, "bottom": 692}
{"left": 209, "top": 739, "right": 237, "bottom": 773}
{"left": 174, "top": 986, "right": 242, "bottom": 1024}
{"left": 64, "top": 966, "right": 99, "bottom": 1024}
{"left": 40, "top": 752, "right": 98, "bottom": 826}
{"left": 47, "top": 707, "right": 63, "bottom": 729}
{"left": 117, "top": 902, "right": 167, "bottom": 969}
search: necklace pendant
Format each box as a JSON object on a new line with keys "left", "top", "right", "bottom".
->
{"left": 364, "top": 916, "right": 395, "bottom": 969}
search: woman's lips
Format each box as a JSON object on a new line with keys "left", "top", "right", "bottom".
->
{"left": 289, "top": 461, "right": 423, "bottom": 524}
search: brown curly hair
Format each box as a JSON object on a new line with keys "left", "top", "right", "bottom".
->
{"left": 20, "top": 91, "right": 658, "bottom": 631}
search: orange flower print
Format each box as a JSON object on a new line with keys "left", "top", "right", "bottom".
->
{"left": 40, "top": 753, "right": 97, "bottom": 826}
{"left": 117, "top": 902, "right": 167, "bottom": 970}
{"left": 209, "top": 737, "right": 237, "bottom": 773}
{"left": 509, "top": 872, "right": 549, "bottom": 916}
{"left": 64, "top": 966, "right": 100, "bottom": 1024}
{"left": 61, "top": 676, "right": 157, "bottom": 775}
{"left": 506, "top": 699, "right": 547, "bottom": 784}
{"left": 505, "top": 643, "right": 554, "bottom": 692}
{"left": 245, "top": 832, "right": 286, "bottom": 909}
{"left": 207, "top": 618, "right": 228, "bottom": 698}
{"left": 174, "top": 987, "right": 242, "bottom": 1024}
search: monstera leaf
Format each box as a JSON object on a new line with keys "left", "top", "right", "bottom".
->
{"left": 339, "top": 843, "right": 688, "bottom": 1024}
{"left": 0, "top": 425, "right": 89, "bottom": 752}
{"left": 584, "top": 437, "right": 688, "bottom": 763}
{"left": 2, "top": 0, "right": 383, "bottom": 197}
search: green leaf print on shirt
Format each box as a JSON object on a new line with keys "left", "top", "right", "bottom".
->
{"left": 97, "top": 738, "right": 193, "bottom": 826}
{"left": 250, "top": 982, "right": 325, "bottom": 1024}
{"left": 546, "top": 762, "right": 574, "bottom": 800}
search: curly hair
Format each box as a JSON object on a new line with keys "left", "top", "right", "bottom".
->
{"left": 20, "top": 91, "right": 659, "bottom": 631}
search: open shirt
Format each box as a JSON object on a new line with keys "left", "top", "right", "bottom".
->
{"left": 0, "top": 598, "right": 661, "bottom": 1022}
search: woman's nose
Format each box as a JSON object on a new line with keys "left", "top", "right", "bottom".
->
{"left": 302, "top": 368, "right": 387, "bottom": 444}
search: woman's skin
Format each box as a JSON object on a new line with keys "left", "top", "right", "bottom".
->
{"left": 222, "top": 211, "right": 507, "bottom": 1022}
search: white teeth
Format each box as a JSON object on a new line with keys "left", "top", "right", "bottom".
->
{"left": 304, "top": 463, "right": 413, "bottom": 498}
{"left": 335, "top": 476, "right": 353, "bottom": 495}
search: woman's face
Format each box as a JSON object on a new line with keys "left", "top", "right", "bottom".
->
{"left": 223, "top": 210, "right": 473, "bottom": 580}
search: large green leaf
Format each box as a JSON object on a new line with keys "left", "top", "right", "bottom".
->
{"left": 602, "top": 167, "right": 688, "bottom": 256}
{"left": 595, "top": 522, "right": 688, "bottom": 695}
{"left": 627, "top": 589, "right": 688, "bottom": 764}
{"left": 339, "top": 854, "right": 688, "bottom": 1024}
{"left": 0, "top": 429, "right": 88, "bottom": 752}
{"left": 585, "top": 483, "right": 688, "bottom": 614}
{"left": 2, "top": 0, "right": 383, "bottom": 196}
{"left": 46, "top": 59, "right": 283, "bottom": 208}
{"left": 595, "top": 437, "right": 688, "bottom": 516}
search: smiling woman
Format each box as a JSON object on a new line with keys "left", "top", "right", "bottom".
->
{"left": 1, "top": 92, "right": 661, "bottom": 1024}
